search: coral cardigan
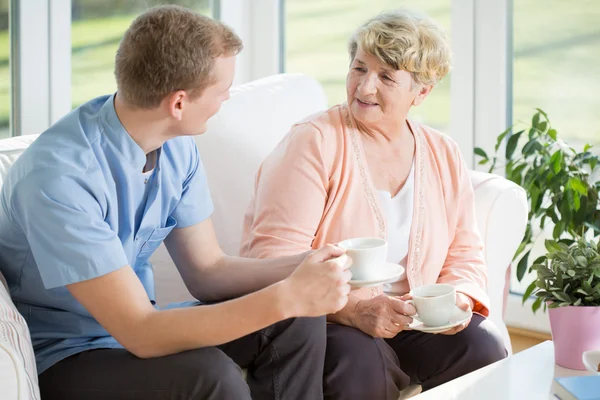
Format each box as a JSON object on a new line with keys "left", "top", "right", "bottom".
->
{"left": 240, "top": 105, "right": 489, "bottom": 316}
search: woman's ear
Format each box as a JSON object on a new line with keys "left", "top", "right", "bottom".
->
{"left": 412, "top": 84, "right": 434, "bottom": 107}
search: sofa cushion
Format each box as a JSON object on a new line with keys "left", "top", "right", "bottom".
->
{"left": 0, "top": 272, "right": 40, "bottom": 400}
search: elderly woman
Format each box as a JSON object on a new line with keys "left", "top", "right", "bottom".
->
{"left": 240, "top": 10, "right": 507, "bottom": 399}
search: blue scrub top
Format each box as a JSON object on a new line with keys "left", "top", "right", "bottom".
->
{"left": 0, "top": 94, "right": 214, "bottom": 374}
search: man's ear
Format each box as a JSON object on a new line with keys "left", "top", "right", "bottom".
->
{"left": 167, "top": 90, "right": 187, "bottom": 121}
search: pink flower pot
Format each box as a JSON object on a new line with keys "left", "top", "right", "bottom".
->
{"left": 549, "top": 305, "right": 600, "bottom": 370}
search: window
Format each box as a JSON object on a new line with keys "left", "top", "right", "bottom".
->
{"left": 284, "top": 0, "right": 451, "bottom": 132}
{"left": 510, "top": 0, "right": 600, "bottom": 297}
{"left": 71, "top": 0, "right": 212, "bottom": 109}
{"left": 0, "top": 0, "right": 9, "bottom": 138}
{"left": 513, "top": 0, "right": 600, "bottom": 149}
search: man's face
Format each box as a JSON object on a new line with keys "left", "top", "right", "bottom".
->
{"left": 179, "top": 55, "right": 236, "bottom": 135}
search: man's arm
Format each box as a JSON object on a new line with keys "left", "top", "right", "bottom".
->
{"left": 164, "top": 218, "right": 308, "bottom": 302}
{"left": 68, "top": 245, "right": 351, "bottom": 359}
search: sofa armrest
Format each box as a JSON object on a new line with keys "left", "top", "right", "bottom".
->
{"left": 470, "top": 170, "right": 528, "bottom": 354}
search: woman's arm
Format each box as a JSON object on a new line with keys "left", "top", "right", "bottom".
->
{"left": 437, "top": 145, "right": 490, "bottom": 316}
{"left": 241, "top": 122, "right": 330, "bottom": 258}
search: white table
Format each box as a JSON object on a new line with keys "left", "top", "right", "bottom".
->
{"left": 412, "top": 341, "right": 592, "bottom": 400}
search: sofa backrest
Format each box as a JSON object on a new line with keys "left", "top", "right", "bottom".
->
{"left": 196, "top": 73, "right": 329, "bottom": 254}
{"left": 0, "top": 135, "right": 39, "bottom": 188}
{"left": 151, "top": 73, "right": 329, "bottom": 305}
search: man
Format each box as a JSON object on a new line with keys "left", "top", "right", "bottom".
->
{"left": 0, "top": 6, "right": 351, "bottom": 400}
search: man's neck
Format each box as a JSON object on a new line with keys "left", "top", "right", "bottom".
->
{"left": 113, "top": 94, "right": 173, "bottom": 154}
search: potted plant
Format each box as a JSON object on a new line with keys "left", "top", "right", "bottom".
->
{"left": 475, "top": 109, "right": 600, "bottom": 312}
{"left": 526, "top": 238, "right": 600, "bottom": 370}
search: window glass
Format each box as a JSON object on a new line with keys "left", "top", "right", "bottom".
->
{"left": 511, "top": 0, "right": 600, "bottom": 295}
{"left": 0, "top": 0, "right": 9, "bottom": 138}
{"left": 71, "top": 0, "right": 212, "bottom": 108}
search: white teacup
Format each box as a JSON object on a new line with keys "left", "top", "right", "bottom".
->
{"left": 408, "top": 284, "right": 456, "bottom": 327}
{"left": 338, "top": 237, "right": 387, "bottom": 281}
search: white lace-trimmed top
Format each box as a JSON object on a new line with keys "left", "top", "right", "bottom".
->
{"left": 377, "top": 161, "right": 414, "bottom": 294}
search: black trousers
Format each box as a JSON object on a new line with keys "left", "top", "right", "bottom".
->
{"left": 323, "top": 314, "right": 508, "bottom": 400}
{"left": 39, "top": 316, "right": 326, "bottom": 400}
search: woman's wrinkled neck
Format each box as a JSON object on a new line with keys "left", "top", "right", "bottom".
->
{"left": 351, "top": 110, "right": 412, "bottom": 144}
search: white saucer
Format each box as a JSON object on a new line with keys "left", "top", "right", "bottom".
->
{"left": 349, "top": 263, "right": 405, "bottom": 288}
{"left": 409, "top": 305, "right": 472, "bottom": 333}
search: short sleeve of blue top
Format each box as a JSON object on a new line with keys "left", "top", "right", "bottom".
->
{"left": 0, "top": 94, "right": 214, "bottom": 374}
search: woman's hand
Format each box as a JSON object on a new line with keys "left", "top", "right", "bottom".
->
{"left": 352, "top": 295, "right": 416, "bottom": 338}
{"left": 437, "top": 292, "right": 473, "bottom": 335}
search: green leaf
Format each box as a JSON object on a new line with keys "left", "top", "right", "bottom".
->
{"left": 532, "top": 113, "right": 540, "bottom": 128}
{"left": 535, "top": 108, "right": 548, "bottom": 119}
{"left": 522, "top": 140, "right": 543, "bottom": 156}
{"left": 505, "top": 131, "right": 524, "bottom": 160}
{"left": 548, "top": 129, "right": 557, "bottom": 140}
{"left": 545, "top": 239, "right": 563, "bottom": 254}
{"left": 495, "top": 127, "right": 512, "bottom": 152}
{"left": 573, "top": 298, "right": 582, "bottom": 306}
{"left": 554, "top": 291, "right": 571, "bottom": 302}
{"left": 568, "top": 178, "right": 588, "bottom": 196}
{"left": 566, "top": 189, "right": 581, "bottom": 212}
{"left": 474, "top": 147, "right": 488, "bottom": 159}
{"left": 532, "top": 255, "right": 547, "bottom": 265}
{"left": 567, "top": 269, "right": 576, "bottom": 277}
{"left": 553, "top": 221, "right": 565, "bottom": 239}
{"left": 516, "top": 250, "right": 531, "bottom": 282}
{"left": 532, "top": 297, "right": 543, "bottom": 313}
{"left": 478, "top": 159, "right": 489, "bottom": 165}
{"left": 584, "top": 144, "right": 592, "bottom": 152}
{"left": 538, "top": 121, "right": 548, "bottom": 132}
{"left": 522, "top": 280, "right": 537, "bottom": 304}
{"left": 576, "top": 256, "right": 588, "bottom": 267}
{"left": 550, "top": 151, "right": 563, "bottom": 174}
{"left": 528, "top": 127, "right": 537, "bottom": 140}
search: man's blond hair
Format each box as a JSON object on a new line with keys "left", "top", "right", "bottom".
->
{"left": 349, "top": 10, "right": 451, "bottom": 86}
{"left": 115, "top": 5, "right": 242, "bottom": 108}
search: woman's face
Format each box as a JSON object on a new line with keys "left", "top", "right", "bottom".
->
{"left": 346, "top": 48, "right": 431, "bottom": 127}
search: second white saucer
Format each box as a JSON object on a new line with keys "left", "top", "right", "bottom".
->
{"left": 349, "top": 263, "right": 405, "bottom": 288}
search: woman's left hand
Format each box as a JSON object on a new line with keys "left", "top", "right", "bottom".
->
{"left": 438, "top": 293, "right": 473, "bottom": 335}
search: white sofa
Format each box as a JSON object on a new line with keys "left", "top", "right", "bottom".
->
{"left": 0, "top": 73, "right": 527, "bottom": 398}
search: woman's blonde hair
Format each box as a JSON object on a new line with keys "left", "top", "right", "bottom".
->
{"left": 115, "top": 5, "right": 243, "bottom": 108}
{"left": 348, "top": 10, "right": 451, "bottom": 86}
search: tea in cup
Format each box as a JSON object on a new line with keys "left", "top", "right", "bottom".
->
{"left": 408, "top": 284, "right": 456, "bottom": 327}
{"left": 338, "top": 237, "right": 387, "bottom": 281}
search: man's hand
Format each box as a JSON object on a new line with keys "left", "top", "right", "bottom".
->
{"left": 437, "top": 292, "right": 473, "bottom": 335}
{"left": 283, "top": 245, "right": 353, "bottom": 317}
{"left": 352, "top": 295, "right": 416, "bottom": 338}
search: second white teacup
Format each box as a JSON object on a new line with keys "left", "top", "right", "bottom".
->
{"left": 338, "top": 237, "right": 387, "bottom": 281}
{"left": 409, "top": 284, "right": 456, "bottom": 327}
